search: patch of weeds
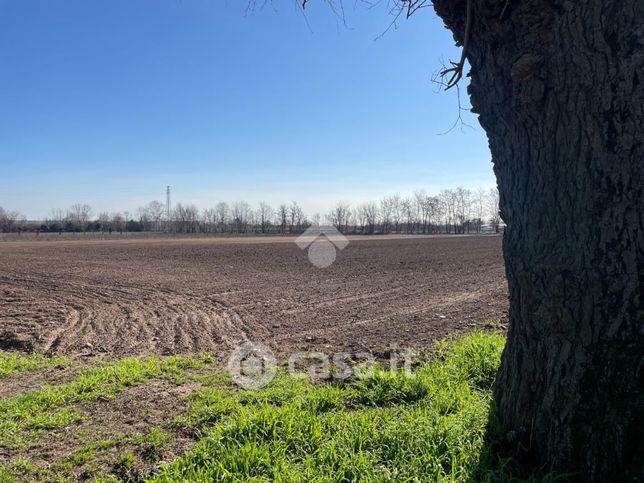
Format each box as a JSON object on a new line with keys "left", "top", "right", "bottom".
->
{"left": 52, "top": 438, "right": 119, "bottom": 474}
{"left": 190, "top": 368, "right": 234, "bottom": 388}
{"left": 79, "top": 462, "right": 100, "bottom": 480}
{"left": 349, "top": 366, "right": 432, "bottom": 406}
{"left": 112, "top": 450, "right": 137, "bottom": 480}
{"left": 0, "top": 458, "right": 57, "bottom": 482}
{"left": 0, "top": 355, "right": 204, "bottom": 449}
{"left": 132, "top": 428, "right": 172, "bottom": 462}
{"left": 93, "top": 475, "right": 121, "bottom": 483}
{"left": 67, "top": 444, "right": 96, "bottom": 467}
{"left": 436, "top": 330, "right": 505, "bottom": 391}
{"left": 0, "top": 352, "right": 70, "bottom": 379}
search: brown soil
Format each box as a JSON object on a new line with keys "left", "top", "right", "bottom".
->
{"left": 0, "top": 378, "right": 200, "bottom": 481}
{"left": 0, "top": 235, "right": 508, "bottom": 359}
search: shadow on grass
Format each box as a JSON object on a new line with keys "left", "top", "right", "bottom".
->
{"left": 468, "top": 400, "right": 574, "bottom": 482}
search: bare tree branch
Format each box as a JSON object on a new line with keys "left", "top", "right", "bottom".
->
{"left": 438, "top": 0, "right": 472, "bottom": 90}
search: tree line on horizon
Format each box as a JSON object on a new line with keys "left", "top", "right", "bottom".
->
{"left": 0, "top": 187, "right": 502, "bottom": 235}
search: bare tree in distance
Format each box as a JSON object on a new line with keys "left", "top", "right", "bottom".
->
{"left": 328, "top": 201, "right": 351, "bottom": 234}
{"left": 97, "top": 212, "right": 110, "bottom": 232}
{"left": 390, "top": 194, "right": 403, "bottom": 233}
{"left": 379, "top": 197, "right": 393, "bottom": 234}
{"left": 487, "top": 188, "right": 500, "bottom": 234}
{"left": 258, "top": 202, "right": 273, "bottom": 234}
{"left": 47, "top": 208, "right": 66, "bottom": 232}
{"left": 231, "top": 201, "right": 251, "bottom": 234}
{"left": 145, "top": 201, "right": 166, "bottom": 232}
{"left": 277, "top": 204, "right": 288, "bottom": 234}
{"left": 215, "top": 202, "right": 229, "bottom": 233}
{"left": 401, "top": 197, "right": 414, "bottom": 234}
{"left": 202, "top": 208, "right": 216, "bottom": 233}
{"left": 0, "top": 207, "right": 24, "bottom": 233}
{"left": 359, "top": 201, "right": 378, "bottom": 235}
{"left": 439, "top": 189, "right": 455, "bottom": 234}
{"left": 28, "top": 183, "right": 502, "bottom": 236}
{"left": 289, "top": 201, "right": 304, "bottom": 234}
{"left": 473, "top": 187, "right": 486, "bottom": 234}
{"left": 67, "top": 203, "right": 92, "bottom": 232}
{"left": 110, "top": 213, "right": 125, "bottom": 234}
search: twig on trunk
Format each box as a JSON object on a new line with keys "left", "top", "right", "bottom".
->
{"left": 439, "top": 0, "right": 472, "bottom": 90}
{"left": 499, "top": 0, "right": 510, "bottom": 20}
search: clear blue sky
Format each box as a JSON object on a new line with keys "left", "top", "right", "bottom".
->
{"left": 0, "top": 0, "right": 493, "bottom": 219}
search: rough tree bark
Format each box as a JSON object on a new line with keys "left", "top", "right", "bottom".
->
{"left": 431, "top": 0, "right": 643, "bottom": 480}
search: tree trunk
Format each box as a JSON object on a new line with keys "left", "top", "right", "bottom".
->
{"left": 432, "top": 0, "right": 644, "bottom": 480}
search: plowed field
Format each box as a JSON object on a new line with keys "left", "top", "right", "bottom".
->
{"left": 0, "top": 235, "right": 507, "bottom": 358}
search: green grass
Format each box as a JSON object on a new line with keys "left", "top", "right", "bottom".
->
{"left": 0, "top": 355, "right": 204, "bottom": 449}
{"left": 0, "top": 352, "right": 70, "bottom": 379}
{"left": 154, "top": 331, "right": 551, "bottom": 482}
{"left": 0, "top": 333, "right": 561, "bottom": 481}
{"left": 132, "top": 428, "right": 173, "bottom": 461}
